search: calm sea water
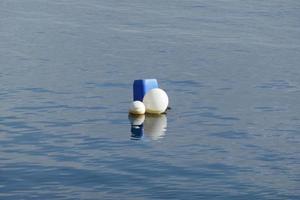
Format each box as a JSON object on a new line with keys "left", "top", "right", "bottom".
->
{"left": 1, "top": 0, "right": 300, "bottom": 199}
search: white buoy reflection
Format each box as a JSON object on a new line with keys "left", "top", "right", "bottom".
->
{"left": 129, "top": 114, "right": 167, "bottom": 140}
{"left": 128, "top": 114, "right": 145, "bottom": 126}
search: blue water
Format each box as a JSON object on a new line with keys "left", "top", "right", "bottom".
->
{"left": 1, "top": 0, "right": 300, "bottom": 199}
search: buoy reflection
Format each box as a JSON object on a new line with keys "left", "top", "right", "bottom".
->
{"left": 129, "top": 114, "right": 167, "bottom": 140}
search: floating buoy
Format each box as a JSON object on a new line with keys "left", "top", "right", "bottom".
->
{"left": 129, "top": 101, "right": 146, "bottom": 115}
{"left": 143, "top": 88, "right": 169, "bottom": 114}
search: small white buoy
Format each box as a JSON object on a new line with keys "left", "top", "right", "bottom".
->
{"left": 143, "top": 88, "right": 169, "bottom": 114}
{"left": 129, "top": 101, "right": 146, "bottom": 115}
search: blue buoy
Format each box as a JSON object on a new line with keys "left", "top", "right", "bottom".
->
{"left": 133, "top": 79, "right": 158, "bottom": 101}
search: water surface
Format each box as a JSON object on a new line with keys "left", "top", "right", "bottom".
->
{"left": 0, "top": 0, "right": 300, "bottom": 199}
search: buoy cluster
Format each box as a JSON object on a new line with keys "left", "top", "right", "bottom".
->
{"left": 129, "top": 79, "right": 169, "bottom": 115}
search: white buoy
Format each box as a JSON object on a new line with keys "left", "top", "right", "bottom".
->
{"left": 129, "top": 101, "right": 146, "bottom": 115}
{"left": 143, "top": 88, "right": 169, "bottom": 114}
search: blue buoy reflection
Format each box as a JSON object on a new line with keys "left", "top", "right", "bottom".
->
{"left": 129, "top": 114, "right": 167, "bottom": 140}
